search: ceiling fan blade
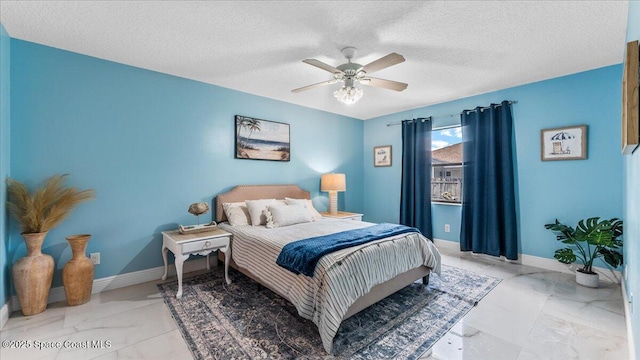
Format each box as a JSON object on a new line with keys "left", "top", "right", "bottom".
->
{"left": 302, "top": 59, "right": 343, "bottom": 74}
{"left": 291, "top": 79, "right": 339, "bottom": 93}
{"left": 362, "top": 53, "right": 405, "bottom": 74}
{"left": 360, "top": 77, "right": 408, "bottom": 92}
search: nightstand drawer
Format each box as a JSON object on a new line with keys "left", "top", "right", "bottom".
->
{"left": 182, "top": 236, "right": 228, "bottom": 254}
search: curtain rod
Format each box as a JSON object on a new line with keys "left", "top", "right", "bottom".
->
{"left": 386, "top": 100, "right": 517, "bottom": 127}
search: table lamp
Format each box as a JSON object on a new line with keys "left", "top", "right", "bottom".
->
{"left": 321, "top": 173, "right": 346, "bottom": 215}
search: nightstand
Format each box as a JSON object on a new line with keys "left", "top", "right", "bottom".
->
{"left": 320, "top": 211, "right": 363, "bottom": 221}
{"left": 161, "top": 228, "right": 231, "bottom": 299}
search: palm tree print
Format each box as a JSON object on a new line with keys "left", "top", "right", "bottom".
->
{"left": 244, "top": 118, "right": 262, "bottom": 146}
{"left": 235, "top": 115, "right": 289, "bottom": 161}
{"left": 236, "top": 116, "right": 250, "bottom": 140}
{"left": 236, "top": 116, "right": 262, "bottom": 148}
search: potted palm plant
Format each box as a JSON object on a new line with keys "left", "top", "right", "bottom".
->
{"left": 7, "top": 174, "right": 94, "bottom": 315}
{"left": 544, "top": 217, "right": 623, "bottom": 288}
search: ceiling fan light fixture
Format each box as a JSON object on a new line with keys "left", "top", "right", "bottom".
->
{"left": 334, "top": 85, "right": 363, "bottom": 105}
{"left": 294, "top": 46, "right": 406, "bottom": 104}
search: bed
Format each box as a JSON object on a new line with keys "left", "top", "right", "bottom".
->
{"left": 215, "top": 184, "right": 441, "bottom": 353}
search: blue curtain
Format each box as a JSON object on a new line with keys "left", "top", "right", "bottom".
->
{"left": 400, "top": 118, "right": 433, "bottom": 240}
{"left": 460, "top": 101, "right": 518, "bottom": 259}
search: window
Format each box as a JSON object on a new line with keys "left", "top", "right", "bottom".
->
{"left": 431, "top": 126, "right": 462, "bottom": 203}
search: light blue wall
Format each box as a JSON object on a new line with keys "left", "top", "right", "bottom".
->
{"left": 9, "top": 39, "right": 364, "bottom": 290}
{"left": 364, "top": 65, "right": 624, "bottom": 263}
{"left": 623, "top": 0, "right": 640, "bottom": 354}
{"left": 0, "top": 24, "right": 10, "bottom": 310}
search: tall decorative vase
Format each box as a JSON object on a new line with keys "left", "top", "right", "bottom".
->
{"left": 12, "top": 232, "right": 54, "bottom": 316}
{"left": 63, "top": 234, "right": 94, "bottom": 306}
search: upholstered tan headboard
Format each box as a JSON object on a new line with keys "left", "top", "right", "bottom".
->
{"left": 215, "top": 184, "right": 311, "bottom": 222}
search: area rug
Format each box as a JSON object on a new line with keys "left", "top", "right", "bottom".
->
{"left": 158, "top": 265, "right": 500, "bottom": 359}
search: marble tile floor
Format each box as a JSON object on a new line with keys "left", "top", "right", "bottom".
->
{"left": 421, "top": 249, "right": 628, "bottom": 360}
{"left": 0, "top": 247, "right": 628, "bottom": 360}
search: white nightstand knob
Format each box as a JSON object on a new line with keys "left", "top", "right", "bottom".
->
{"left": 204, "top": 241, "right": 211, "bottom": 248}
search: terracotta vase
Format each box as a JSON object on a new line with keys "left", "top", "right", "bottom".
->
{"left": 63, "top": 234, "right": 94, "bottom": 306}
{"left": 12, "top": 232, "right": 54, "bottom": 316}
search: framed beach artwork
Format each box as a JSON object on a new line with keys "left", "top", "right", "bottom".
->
{"left": 374, "top": 145, "right": 392, "bottom": 167}
{"left": 235, "top": 115, "right": 290, "bottom": 161}
{"left": 540, "top": 125, "right": 587, "bottom": 161}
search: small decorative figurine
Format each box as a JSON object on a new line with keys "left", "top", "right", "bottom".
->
{"left": 179, "top": 202, "right": 217, "bottom": 234}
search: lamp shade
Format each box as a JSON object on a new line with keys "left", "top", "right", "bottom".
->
{"left": 321, "top": 173, "right": 346, "bottom": 192}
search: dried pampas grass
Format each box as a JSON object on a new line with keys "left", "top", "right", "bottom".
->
{"left": 7, "top": 174, "right": 95, "bottom": 234}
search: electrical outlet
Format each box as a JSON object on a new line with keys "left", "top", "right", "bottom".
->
{"left": 444, "top": 224, "right": 451, "bottom": 233}
{"left": 624, "top": 264, "right": 628, "bottom": 281}
{"left": 90, "top": 252, "right": 100, "bottom": 265}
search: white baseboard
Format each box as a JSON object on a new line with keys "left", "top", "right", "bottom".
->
{"left": 433, "top": 238, "right": 459, "bottom": 252}
{"left": 9, "top": 257, "right": 212, "bottom": 312}
{"left": 0, "top": 301, "right": 9, "bottom": 330}
{"left": 432, "top": 238, "right": 622, "bottom": 283}
{"left": 621, "top": 279, "right": 637, "bottom": 360}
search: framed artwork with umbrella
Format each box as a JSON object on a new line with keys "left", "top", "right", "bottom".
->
{"left": 541, "top": 125, "right": 587, "bottom": 161}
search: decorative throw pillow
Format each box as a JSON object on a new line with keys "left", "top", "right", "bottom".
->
{"left": 265, "top": 204, "right": 313, "bottom": 228}
{"left": 245, "top": 199, "right": 282, "bottom": 226}
{"left": 284, "top": 197, "right": 323, "bottom": 220}
{"left": 222, "top": 202, "right": 251, "bottom": 226}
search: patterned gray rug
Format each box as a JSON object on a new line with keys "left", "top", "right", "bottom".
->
{"left": 158, "top": 265, "right": 500, "bottom": 360}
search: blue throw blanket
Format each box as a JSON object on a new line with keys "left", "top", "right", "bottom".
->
{"left": 276, "top": 223, "right": 420, "bottom": 277}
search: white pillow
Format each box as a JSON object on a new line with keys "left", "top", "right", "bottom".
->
{"left": 222, "top": 202, "right": 251, "bottom": 226}
{"left": 245, "top": 199, "right": 282, "bottom": 226}
{"left": 265, "top": 204, "right": 313, "bottom": 228}
{"left": 284, "top": 197, "right": 323, "bottom": 220}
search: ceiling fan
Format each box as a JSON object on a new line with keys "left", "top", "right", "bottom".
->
{"left": 292, "top": 47, "right": 408, "bottom": 105}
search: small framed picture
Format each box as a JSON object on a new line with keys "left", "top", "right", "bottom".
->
{"left": 374, "top": 145, "right": 392, "bottom": 167}
{"left": 541, "top": 125, "right": 587, "bottom": 161}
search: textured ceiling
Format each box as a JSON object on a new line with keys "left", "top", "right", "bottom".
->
{"left": 0, "top": 1, "right": 629, "bottom": 120}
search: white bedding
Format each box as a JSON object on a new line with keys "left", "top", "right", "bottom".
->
{"left": 218, "top": 218, "right": 441, "bottom": 353}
